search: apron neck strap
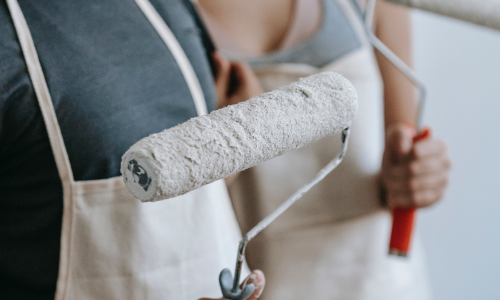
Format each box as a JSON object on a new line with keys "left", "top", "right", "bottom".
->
{"left": 6, "top": 0, "right": 75, "bottom": 183}
{"left": 134, "top": 0, "right": 208, "bottom": 116}
{"left": 6, "top": 0, "right": 209, "bottom": 184}
{"left": 337, "top": 0, "right": 371, "bottom": 47}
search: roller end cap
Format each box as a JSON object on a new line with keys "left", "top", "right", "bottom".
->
{"left": 121, "top": 151, "right": 158, "bottom": 202}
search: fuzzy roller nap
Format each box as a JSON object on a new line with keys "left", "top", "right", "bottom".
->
{"left": 386, "top": 0, "right": 500, "bottom": 31}
{"left": 121, "top": 72, "right": 358, "bottom": 202}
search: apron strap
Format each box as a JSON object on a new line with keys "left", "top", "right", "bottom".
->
{"left": 6, "top": 0, "right": 75, "bottom": 183}
{"left": 6, "top": 0, "right": 209, "bottom": 184}
{"left": 336, "top": 0, "right": 371, "bottom": 48}
{"left": 6, "top": 4, "right": 76, "bottom": 295}
{"left": 6, "top": 2, "right": 210, "bottom": 298}
{"left": 135, "top": 0, "right": 208, "bottom": 117}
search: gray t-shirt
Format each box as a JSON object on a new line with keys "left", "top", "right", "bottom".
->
{"left": 0, "top": 0, "right": 216, "bottom": 298}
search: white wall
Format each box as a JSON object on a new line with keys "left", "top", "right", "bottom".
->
{"left": 413, "top": 11, "right": 500, "bottom": 300}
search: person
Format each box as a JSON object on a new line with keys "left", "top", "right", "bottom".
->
{"left": 0, "top": 0, "right": 265, "bottom": 299}
{"left": 195, "top": 0, "right": 451, "bottom": 299}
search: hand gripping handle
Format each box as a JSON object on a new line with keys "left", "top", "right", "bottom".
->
{"left": 388, "top": 127, "right": 431, "bottom": 256}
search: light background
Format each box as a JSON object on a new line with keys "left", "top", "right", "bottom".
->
{"left": 412, "top": 10, "right": 500, "bottom": 300}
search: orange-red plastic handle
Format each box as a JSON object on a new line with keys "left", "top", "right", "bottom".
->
{"left": 388, "top": 127, "right": 431, "bottom": 257}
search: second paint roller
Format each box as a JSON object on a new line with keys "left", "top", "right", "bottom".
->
{"left": 387, "top": 0, "right": 500, "bottom": 31}
{"left": 371, "top": 0, "right": 500, "bottom": 257}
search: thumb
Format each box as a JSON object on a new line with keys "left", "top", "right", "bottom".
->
{"left": 385, "top": 123, "right": 415, "bottom": 162}
{"left": 240, "top": 270, "right": 265, "bottom": 300}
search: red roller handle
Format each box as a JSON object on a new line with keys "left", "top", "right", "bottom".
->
{"left": 388, "top": 127, "right": 431, "bottom": 257}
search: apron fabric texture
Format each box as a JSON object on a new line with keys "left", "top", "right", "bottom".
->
{"left": 6, "top": 0, "right": 245, "bottom": 299}
{"left": 227, "top": 0, "right": 432, "bottom": 299}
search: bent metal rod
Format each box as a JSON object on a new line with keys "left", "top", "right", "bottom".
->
{"left": 230, "top": 128, "right": 351, "bottom": 293}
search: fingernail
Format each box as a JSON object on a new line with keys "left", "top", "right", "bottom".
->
{"left": 248, "top": 270, "right": 264, "bottom": 298}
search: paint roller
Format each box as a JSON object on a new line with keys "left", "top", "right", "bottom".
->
{"left": 121, "top": 72, "right": 357, "bottom": 202}
{"left": 121, "top": 72, "right": 357, "bottom": 299}
{"left": 366, "top": 0, "right": 500, "bottom": 257}
{"left": 386, "top": 0, "right": 500, "bottom": 31}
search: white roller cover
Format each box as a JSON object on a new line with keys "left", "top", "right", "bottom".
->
{"left": 386, "top": 0, "right": 500, "bottom": 31}
{"left": 121, "top": 72, "right": 358, "bottom": 202}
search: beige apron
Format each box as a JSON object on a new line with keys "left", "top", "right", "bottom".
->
{"left": 229, "top": 0, "right": 432, "bottom": 299}
{"left": 6, "top": 0, "right": 245, "bottom": 299}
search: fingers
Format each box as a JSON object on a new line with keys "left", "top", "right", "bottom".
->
{"left": 213, "top": 54, "right": 263, "bottom": 109}
{"left": 384, "top": 152, "right": 451, "bottom": 179}
{"left": 212, "top": 52, "right": 231, "bottom": 108}
{"left": 381, "top": 124, "right": 452, "bottom": 209}
{"left": 409, "top": 153, "right": 451, "bottom": 176}
{"left": 225, "top": 61, "right": 263, "bottom": 106}
{"left": 384, "top": 170, "right": 448, "bottom": 193}
{"left": 386, "top": 188, "right": 445, "bottom": 208}
{"left": 211, "top": 269, "right": 265, "bottom": 300}
{"left": 241, "top": 270, "right": 265, "bottom": 300}
{"left": 231, "top": 62, "right": 262, "bottom": 96}
{"left": 413, "top": 138, "right": 448, "bottom": 159}
{"left": 384, "top": 157, "right": 449, "bottom": 208}
{"left": 213, "top": 52, "right": 231, "bottom": 84}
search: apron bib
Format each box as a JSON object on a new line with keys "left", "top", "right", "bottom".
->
{"left": 6, "top": 0, "right": 244, "bottom": 299}
{"left": 228, "top": 0, "right": 431, "bottom": 299}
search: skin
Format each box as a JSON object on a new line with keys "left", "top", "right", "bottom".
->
{"left": 197, "top": 0, "right": 296, "bottom": 55}
{"left": 374, "top": 0, "right": 452, "bottom": 208}
{"left": 198, "top": 1, "right": 451, "bottom": 297}
{"left": 198, "top": 270, "right": 266, "bottom": 300}
{"left": 212, "top": 52, "right": 263, "bottom": 109}
{"left": 201, "top": 0, "right": 451, "bottom": 208}
{"left": 382, "top": 124, "right": 451, "bottom": 208}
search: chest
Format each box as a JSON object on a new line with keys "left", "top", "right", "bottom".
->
{"left": 3, "top": 0, "right": 215, "bottom": 180}
{"left": 198, "top": 0, "right": 322, "bottom": 55}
